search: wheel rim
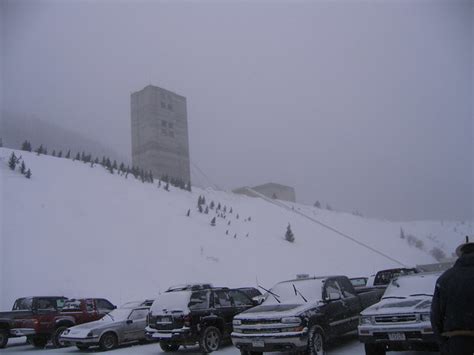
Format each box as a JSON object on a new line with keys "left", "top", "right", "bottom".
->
{"left": 312, "top": 332, "right": 323, "bottom": 354}
{"left": 56, "top": 328, "right": 67, "bottom": 347}
{"left": 205, "top": 330, "right": 219, "bottom": 351}
{"left": 104, "top": 335, "right": 115, "bottom": 349}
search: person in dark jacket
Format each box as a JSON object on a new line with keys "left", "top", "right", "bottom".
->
{"left": 431, "top": 236, "right": 474, "bottom": 355}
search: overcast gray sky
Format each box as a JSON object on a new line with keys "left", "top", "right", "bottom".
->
{"left": 1, "top": 0, "right": 473, "bottom": 221}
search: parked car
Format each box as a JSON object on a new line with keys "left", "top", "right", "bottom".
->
{"left": 60, "top": 302, "right": 151, "bottom": 351}
{"left": 166, "top": 283, "right": 213, "bottom": 292}
{"left": 146, "top": 287, "right": 258, "bottom": 353}
{"left": 231, "top": 275, "right": 384, "bottom": 355}
{"left": 358, "top": 272, "right": 441, "bottom": 355}
{"left": 0, "top": 296, "right": 68, "bottom": 348}
{"left": 11, "top": 297, "right": 116, "bottom": 348}
{"left": 371, "top": 268, "right": 418, "bottom": 288}
{"left": 120, "top": 300, "right": 155, "bottom": 308}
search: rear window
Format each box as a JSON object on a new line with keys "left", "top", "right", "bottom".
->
{"left": 374, "top": 269, "right": 417, "bottom": 286}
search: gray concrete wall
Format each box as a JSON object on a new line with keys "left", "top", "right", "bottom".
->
{"left": 131, "top": 85, "right": 191, "bottom": 183}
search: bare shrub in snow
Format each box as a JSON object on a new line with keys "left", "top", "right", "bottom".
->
{"left": 430, "top": 247, "right": 446, "bottom": 261}
{"left": 285, "top": 224, "right": 295, "bottom": 243}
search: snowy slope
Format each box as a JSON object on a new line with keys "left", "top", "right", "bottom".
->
{"left": 0, "top": 148, "right": 471, "bottom": 309}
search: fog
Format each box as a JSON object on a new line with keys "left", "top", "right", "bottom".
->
{"left": 1, "top": 0, "right": 472, "bottom": 221}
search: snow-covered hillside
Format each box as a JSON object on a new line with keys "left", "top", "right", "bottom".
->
{"left": 0, "top": 148, "right": 471, "bottom": 309}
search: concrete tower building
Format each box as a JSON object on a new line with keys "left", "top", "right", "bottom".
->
{"left": 131, "top": 85, "right": 191, "bottom": 183}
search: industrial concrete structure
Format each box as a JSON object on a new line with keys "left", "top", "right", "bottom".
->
{"left": 131, "top": 85, "right": 191, "bottom": 183}
{"left": 233, "top": 183, "right": 296, "bottom": 202}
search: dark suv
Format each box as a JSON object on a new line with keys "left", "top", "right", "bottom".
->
{"left": 146, "top": 287, "right": 257, "bottom": 353}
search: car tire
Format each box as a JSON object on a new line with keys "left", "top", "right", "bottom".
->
{"left": 160, "top": 341, "right": 180, "bottom": 352}
{"left": 31, "top": 335, "right": 48, "bottom": 349}
{"left": 99, "top": 332, "right": 118, "bottom": 351}
{"left": 199, "top": 326, "right": 222, "bottom": 353}
{"left": 0, "top": 330, "right": 8, "bottom": 349}
{"left": 364, "top": 343, "right": 386, "bottom": 355}
{"left": 308, "top": 326, "right": 326, "bottom": 355}
{"left": 76, "top": 344, "right": 90, "bottom": 350}
{"left": 52, "top": 326, "right": 69, "bottom": 348}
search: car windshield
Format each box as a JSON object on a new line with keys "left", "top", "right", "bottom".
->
{"left": 382, "top": 273, "right": 440, "bottom": 299}
{"left": 12, "top": 298, "right": 33, "bottom": 310}
{"left": 101, "top": 308, "right": 131, "bottom": 321}
{"left": 262, "top": 279, "right": 323, "bottom": 305}
{"left": 151, "top": 291, "right": 192, "bottom": 313}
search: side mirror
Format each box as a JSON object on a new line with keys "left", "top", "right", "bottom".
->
{"left": 327, "top": 292, "right": 341, "bottom": 301}
{"left": 113, "top": 305, "right": 117, "bottom": 309}
{"left": 126, "top": 319, "right": 133, "bottom": 324}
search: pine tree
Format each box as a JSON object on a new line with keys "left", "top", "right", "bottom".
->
{"left": 236, "top": 214, "right": 239, "bottom": 219}
{"left": 217, "top": 203, "right": 221, "bottom": 210}
{"left": 58, "top": 151, "right": 63, "bottom": 158}
{"left": 234, "top": 234, "right": 237, "bottom": 239}
{"left": 223, "top": 206, "right": 227, "bottom": 213}
{"left": 25, "top": 169, "right": 32, "bottom": 179}
{"left": 112, "top": 160, "right": 118, "bottom": 170}
{"left": 94, "top": 157, "right": 99, "bottom": 164}
{"left": 205, "top": 206, "right": 209, "bottom": 214}
{"left": 229, "top": 207, "right": 233, "bottom": 213}
{"left": 210, "top": 217, "right": 216, "bottom": 226}
{"left": 285, "top": 224, "right": 295, "bottom": 243}
{"left": 8, "top": 152, "right": 17, "bottom": 170}
{"left": 326, "top": 204, "right": 332, "bottom": 211}
{"left": 65, "top": 150, "right": 71, "bottom": 159}
{"left": 52, "top": 150, "right": 56, "bottom": 157}
{"left": 186, "top": 181, "right": 192, "bottom": 192}
{"left": 164, "top": 182, "right": 169, "bottom": 191}
{"left": 149, "top": 171, "right": 154, "bottom": 183}
{"left": 198, "top": 204, "right": 203, "bottom": 213}
{"left": 314, "top": 201, "right": 321, "bottom": 208}
{"left": 90, "top": 161, "right": 94, "bottom": 168}
{"left": 21, "top": 140, "right": 32, "bottom": 152}
{"left": 20, "top": 161, "right": 26, "bottom": 174}
{"left": 36, "top": 145, "right": 44, "bottom": 155}
{"left": 186, "top": 209, "right": 191, "bottom": 217}
{"left": 226, "top": 230, "right": 229, "bottom": 235}
{"left": 210, "top": 201, "right": 215, "bottom": 209}
{"left": 74, "top": 152, "right": 80, "bottom": 161}
{"left": 400, "top": 228, "right": 405, "bottom": 239}
{"left": 227, "top": 221, "right": 230, "bottom": 226}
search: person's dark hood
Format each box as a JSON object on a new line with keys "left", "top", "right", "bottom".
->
{"left": 455, "top": 254, "right": 474, "bottom": 267}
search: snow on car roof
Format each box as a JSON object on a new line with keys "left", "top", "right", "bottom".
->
{"left": 263, "top": 278, "right": 325, "bottom": 305}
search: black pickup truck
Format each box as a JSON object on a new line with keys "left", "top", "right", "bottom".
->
{"left": 231, "top": 275, "right": 384, "bottom": 355}
{"left": 0, "top": 296, "right": 68, "bottom": 348}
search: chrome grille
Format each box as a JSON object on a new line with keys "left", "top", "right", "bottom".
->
{"left": 374, "top": 314, "right": 417, "bottom": 323}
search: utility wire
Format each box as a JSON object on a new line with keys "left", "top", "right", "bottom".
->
{"left": 244, "top": 187, "right": 407, "bottom": 267}
{"left": 190, "top": 161, "right": 222, "bottom": 191}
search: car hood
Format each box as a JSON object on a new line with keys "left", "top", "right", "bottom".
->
{"left": 361, "top": 297, "right": 432, "bottom": 316}
{"left": 235, "top": 303, "right": 316, "bottom": 320}
{"left": 66, "top": 318, "right": 119, "bottom": 336}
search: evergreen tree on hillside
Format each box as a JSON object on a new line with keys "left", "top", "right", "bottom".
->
{"left": 43, "top": 147, "right": 48, "bottom": 155}
{"left": 314, "top": 201, "right": 321, "bottom": 208}
{"left": 8, "top": 152, "right": 17, "bottom": 170}
{"left": 400, "top": 228, "right": 406, "bottom": 239}
{"left": 21, "top": 140, "right": 32, "bottom": 152}
{"left": 217, "top": 203, "right": 221, "bottom": 210}
{"left": 285, "top": 224, "right": 295, "bottom": 243}
{"left": 74, "top": 152, "right": 80, "bottom": 161}
{"left": 187, "top": 209, "right": 191, "bottom": 217}
{"left": 205, "top": 206, "right": 209, "bottom": 214}
{"left": 94, "top": 157, "right": 99, "bottom": 164}
{"left": 20, "top": 161, "right": 26, "bottom": 174}
{"left": 326, "top": 204, "right": 332, "bottom": 211}
{"left": 25, "top": 169, "right": 32, "bottom": 179}
{"left": 229, "top": 207, "right": 233, "bottom": 214}
{"left": 58, "top": 151, "right": 63, "bottom": 158}
{"left": 52, "top": 150, "right": 56, "bottom": 157}
{"left": 186, "top": 181, "right": 191, "bottom": 192}
{"left": 164, "top": 182, "right": 169, "bottom": 191}
{"left": 210, "top": 201, "right": 215, "bottom": 210}
{"left": 65, "top": 150, "right": 71, "bottom": 159}
{"left": 210, "top": 217, "right": 216, "bottom": 226}
{"left": 198, "top": 204, "right": 203, "bottom": 213}
{"left": 112, "top": 160, "right": 118, "bottom": 170}
{"left": 35, "top": 145, "right": 45, "bottom": 155}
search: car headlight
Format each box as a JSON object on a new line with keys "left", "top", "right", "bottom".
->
{"left": 359, "top": 316, "right": 373, "bottom": 325}
{"left": 62, "top": 329, "right": 70, "bottom": 336}
{"left": 233, "top": 319, "right": 242, "bottom": 326}
{"left": 281, "top": 317, "right": 301, "bottom": 324}
{"left": 420, "top": 313, "right": 431, "bottom": 322}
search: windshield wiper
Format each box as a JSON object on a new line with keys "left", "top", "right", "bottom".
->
{"left": 381, "top": 296, "right": 406, "bottom": 299}
{"left": 105, "top": 313, "right": 114, "bottom": 321}
{"left": 409, "top": 293, "right": 433, "bottom": 297}
{"left": 258, "top": 285, "right": 281, "bottom": 304}
{"left": 293, "top": 284, "right": 308, "bottom": 303}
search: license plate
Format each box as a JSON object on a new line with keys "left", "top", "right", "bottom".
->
{"left": 252, "top": 340, "right": 265, "bottom": 348}
{"left": 388, "top": 332, "right": 406, "bottom": 341}
{"left": 159, "top": 316, "right": 172, "bottom": 323}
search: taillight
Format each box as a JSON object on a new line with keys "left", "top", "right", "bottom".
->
{"left": 183, "top": 315, "right": 191, "bottom": 327}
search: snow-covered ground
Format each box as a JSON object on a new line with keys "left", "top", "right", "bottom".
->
{"left": 0, "top": 147, "right": 471, "bottom": 310}
{"left": 2, "top": 335, "right": 438, "bottom": 354}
